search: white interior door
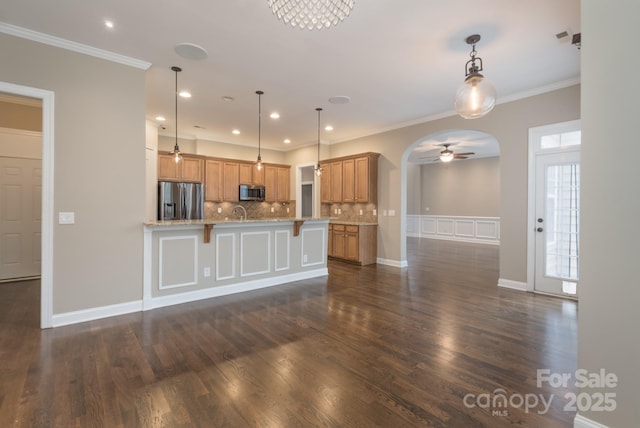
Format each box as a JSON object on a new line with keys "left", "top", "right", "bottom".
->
{"left": 0, "top": 157, "right": 42, "bottom": 280}
{"left": 534, "top": 150, "right": 580, "bottom": 297}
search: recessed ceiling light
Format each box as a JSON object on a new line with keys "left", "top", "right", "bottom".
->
{"left": 329, "top": 95, "right": 350, "bottom": 104}
{"left": 174, "top": 43, "right": 208, "bottom": 60}
{"left": 283, "top": 139, "right": 291, "bottom": 144}
{"left": 222, "top": 96, "right": 235, "bottom": 102}
{"left": 232, "top": 129, "right": 240, "bottom": 135}
{"left": 270, "top": 112, "right": 280, "bottom": 119}
{"left": 155, "top": 116, "right": 166, "bottom": 122}
{"left": 179, "top": 91, "right": 191, "bottom": 98}
{"left": 104, "top": 20, "right": 114, "bottom": 29}
{"left": 325, "top": 125, "right": 334, "bottom": 131}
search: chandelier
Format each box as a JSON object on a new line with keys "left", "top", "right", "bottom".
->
{"left": 267, "top": 0, "right": 355, "bottom": 30}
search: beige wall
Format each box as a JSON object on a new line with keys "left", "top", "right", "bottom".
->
{"left": 1, "top": 33, "right": 146, "bottom": 314}
{"left": 158, "top": 135, "right": 287, "bottom": 165}
{"left": 418, "top": 156, "right": 500, "bottom": 217}
{"left": 325, "top": 85, "right": 580, "bottom": 275}
{"left": 579, "top": 1, "right": 639, "bottom": 426}
{"left": 406, "top": 162, "right": 421, "bottom": 215}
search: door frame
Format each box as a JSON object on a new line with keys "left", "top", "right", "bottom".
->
{"left": 295, "top": 163, "right": 319, "bottom": 218}
{"left": 527, "top": 119, "right": 580, "bottom": 294}
{"left": 0, "top": 81, "right": 55, "bottom": 328}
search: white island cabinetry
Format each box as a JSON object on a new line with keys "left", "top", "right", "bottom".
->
{"left": 143, "top": 218, "right": 329, "bottom": 310}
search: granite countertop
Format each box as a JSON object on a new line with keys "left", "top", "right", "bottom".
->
{"left": 329, "top": 219, "right": 378, "bottom": 226}
{"left": 144, "top": 217, "right": 331, "bottom": 227}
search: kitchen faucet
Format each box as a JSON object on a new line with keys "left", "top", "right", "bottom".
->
{"left": 232, "top": 205, "right": 247, "bottom": 221}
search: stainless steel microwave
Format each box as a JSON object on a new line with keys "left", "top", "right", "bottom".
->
{"left": 239, "top": 184, "right": 265, "bottom": 201}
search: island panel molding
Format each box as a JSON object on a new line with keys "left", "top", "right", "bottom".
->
{"left": 143, "top": 219, "right": 329, "bottom": 310}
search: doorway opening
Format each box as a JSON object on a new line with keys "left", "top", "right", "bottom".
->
{"left": 527, "top": 120, "right": 581, "bottom": 299}
{"left": 403, "top": 129, "right": 501, "bottom": 266}
{"left": 296, "top": 164, "right": 318, "bottom": 218}
{"left": 0, "top": 82, "right": 55, "bottom": 328}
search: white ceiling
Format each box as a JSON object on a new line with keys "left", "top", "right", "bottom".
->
{"left": 0, "top": 1, "right": 580, "bottom": 152}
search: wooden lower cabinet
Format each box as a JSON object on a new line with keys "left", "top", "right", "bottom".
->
{"left": 329, "top": 223, "right": 377, "bottom": 265}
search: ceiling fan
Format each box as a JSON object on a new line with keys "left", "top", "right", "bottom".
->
{"left": 422, "top": 143, "right": 475, "bottom": 163}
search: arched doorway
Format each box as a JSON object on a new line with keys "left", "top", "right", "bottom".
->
{"left": 401, "top": 129, "right": 500, "bottom": 265}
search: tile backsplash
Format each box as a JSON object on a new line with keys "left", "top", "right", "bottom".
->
{"left": 204, "top": 201, "right": 295, "bottom": 220}
{"left": 321, "top": 203, "right": 378, "bottom": 223}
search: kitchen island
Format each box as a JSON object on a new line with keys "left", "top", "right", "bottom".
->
{"left": 143, "top": 218, "right": 329, "bottom": 310}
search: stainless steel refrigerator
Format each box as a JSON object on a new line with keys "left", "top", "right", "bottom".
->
{"left": 158, "top": 181, "right": 203, "bottom": 220}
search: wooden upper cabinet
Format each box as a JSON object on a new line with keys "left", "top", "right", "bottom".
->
{"left": 239, "top": 163, "right": 253, "bottom": 185}
{"left": 330, "top": 161, "right": 343, "bottom": 203}
{"left": 181, "top": 157, "right": 204, "bottom": 182}
{"left": 158, "top": 154, "right": 180, "bottom": 180}
{"left": 320, "top": 163, "right": 331, "bottom": 203}
{"left": 253, "top": 166, "right": 265, "bottom": 186}
{"left": 277, "top": 167, "right": 290, "bottom": 202}
{"left": 318, "top": 153, "right": 379, "bottom": 204}
{"left": 342, "top": 158, "right": 355, "bottom": 202}
{"left": 264, "top": 165, "right": 277, "bottom": 202}
{"left": 264, "top": 165, "right": 290, "bottom": 202}
{"left": 205, "top": 159, "right": 223, "bottom": 201}
{"left": 158, "top": 153, "right": 203, "bottom": 182}
{"left": 355, "top": 155, "right": 378, "bottom": 203}
{"left": 223, "top": 162, "right": 240, "bottom": 202}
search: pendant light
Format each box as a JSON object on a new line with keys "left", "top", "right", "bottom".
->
{"left": 454, "top": 35, "right": 497, "bottom": 119}
{"left": 315, "top": 108, "right": 323, "bottom": 177}
{"left": 170, "top": 66, "right": 183, "bottom": 163}
{"left": 255, "top": 90, "right": 264, "bottom": 171}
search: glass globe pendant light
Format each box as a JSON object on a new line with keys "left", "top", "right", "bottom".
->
{"left": 454, "top": 35, "right": 497, "bottom": 119}
{"left": 315, "top": 107, "right": 323, "bottom": 177}
{"left": 170, "top": 66, "right": 183, "bottom": 163}
{"left": 255, "top": 90, "right": 264, "bottom": 171}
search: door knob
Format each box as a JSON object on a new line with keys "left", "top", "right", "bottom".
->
{"left": 537, "top": 227, "right": 544, "bottom": 232}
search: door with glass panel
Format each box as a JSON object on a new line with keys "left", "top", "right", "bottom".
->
{"left": 534, "top": 141, "right": 580, "bottom": 297}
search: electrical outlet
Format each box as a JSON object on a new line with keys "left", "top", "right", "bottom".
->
{"left": 204, "top": 267, "right": 211, "bottom": 277}
{"left": 271, "top": 207, "right": 275, "bottom": 213}
{"left": 388, "top": 209, "right": 396, "bottom": 216}
{"left": 287, "top": 207, "right": 290, "bottom": 213}
{"left": 59, "top": 212, "right": 75, "bottom": 224}
{"left": 303, "top": 254, "right": 308, "bottom": 263}
{"left": 373, "top": 209, "right": 377, "bottom": 216}
{"left": 338, "top": 208, "right": 342, "bottom": 214}
{"left": 359, "top": 209, "right": 363, "bottom": 215}
{"left": 217, "top": 207, "right": 222, "bottom": 213}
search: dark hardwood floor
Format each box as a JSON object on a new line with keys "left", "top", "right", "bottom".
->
{"left": 0, "top": 238, "right": 577, "bottom": 427}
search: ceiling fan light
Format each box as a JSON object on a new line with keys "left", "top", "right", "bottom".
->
{"left": 440, "top": 152, "right": 454, "bottom": 162}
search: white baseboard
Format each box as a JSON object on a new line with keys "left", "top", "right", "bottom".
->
{"left": 52, "top": 300, "right": 143, "bottom": 327}
{"left": 376, "top": 258, "right": 408, "bottom": 268}
{"left": 497, "top": 278, "right": 531, "bottom": 292}
{"left": 574, "top": 413, "right": 609, "bottom": 428}
{"left": 145, "top": 268, "right": 328, "bottom": 310}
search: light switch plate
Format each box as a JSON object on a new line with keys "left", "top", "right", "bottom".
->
{"left": 59, "top": 212, "right": 75, "bottom": 224}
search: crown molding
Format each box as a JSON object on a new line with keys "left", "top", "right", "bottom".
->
{"left": 0, "top": 22, "right": 151, "bottom": 70}
{"left": 330, "top": 76, "right": 581, "bottom": 145}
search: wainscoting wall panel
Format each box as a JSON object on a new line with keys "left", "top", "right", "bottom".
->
{"left": 407, "top": 215, "right": 500, "bottom": 245}
{"left": 240, "top": 231, "right": 271, "bottom": 277}
{"left": 159, "top": 235, "right": 198, "bottom": 289}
